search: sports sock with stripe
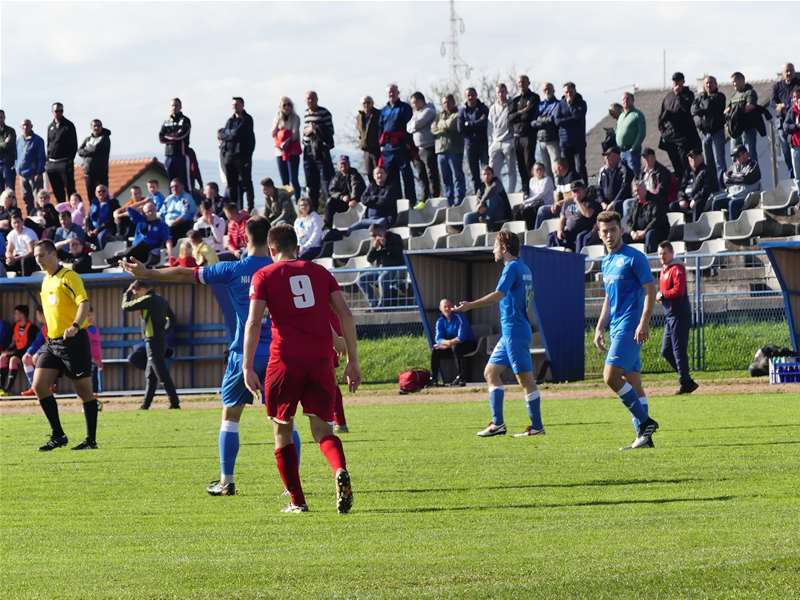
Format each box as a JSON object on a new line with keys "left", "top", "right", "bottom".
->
{"left": 275, "top": 444, "right": 305, "bottom": 506}
{"left": 219, "top": 420, "right": 240, "bottom": 485}
{"left": 617, "top": 382, "right": 648, "bottom": 426}
{"left": 488, "top": 386, "right": 504, "bottom": 425}
{"left": 632, "top": 396, "right": 648, "bottom": 432}
{"left": 526, "top": 390, "right": 543, "bottom": 430}
{"left": 24, "top": 364, "right": 35, "bottom": 386}
{"left": 39, "top": 395, "right": 65, "bottom": 437}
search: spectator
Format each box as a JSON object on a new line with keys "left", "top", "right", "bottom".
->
{"left": 0, "top": 232, "right": 5, "bottom": 276}
{"left": 488, "top": 83, "right": 517, "bottom": 193}
{"left": 379, "top": 84, "right": 416, "bottom": 204}
{"left": 0, "top": 189, "right": 19, "bottom": 232}
{"left": 52, "top": 209, "right": 86, "bottom": 255}
{"left": 109, "top": 200, "right": 171, "bottom": 265}
{"left": 218, "top": 96, "right": 256, "bottom": 211}
{"left": 188, "top": 229, "right": 218, "bottom": 266}
{"left": 193, "top": 200, "right": 226, "bottom": 253}
{"left": 356, "top": 96, "right": 381, "bottom": 185}
{"left": 159, "top": 178, "right": 197, "bottom": 248}
{"left": 45, "top": 102, "right": 78, "bottom": 204}
{"left": 597, "top": 146, "right": 634, "bottom": 214}
{"left": 432, "top": 94, "right": 465, "bottom": 206}
{"left": 113, "top": 185, "right": 146, "bottom": 240}
{"left": 24, "top": 189, "right": 60, "bottom": 239}
{"left": 639, "top": 147, "right": 675, "bottom": 209}
{"left": 615, "top": 92, "right": 647, "bottom": 175}
{"left": 726, "top": 72, "right": 763, "bottom": 163}
{"left": 158, "top": 98, "right": 192, "bottom": 189}
{"left": 146, "top": 179, "right": 166, "bottom": 212}
{"left": 87, "top": 184, "right": 119, "bottom": 249}
{"left": 0, "top": 305, "right": 37, "bottom": 395}
{"left": 5, "top": 214, "right": 38, "bottom": 275}
{"left": 772, "top": 63, "right": 800, "bottom": 179}
{"left": 358, "top": 223, "right": 404, "bottom": 309}
{"left": 532, "top": 82, "right": 561, "bottom": 179}
{"left": 347, "top": 166, "right": 400, "bottom": 233}
{"left": 554, "top": 82, "right": 588, "bottom": 183}
{"left": 548, "top": 180, "right": 601, "bottom": 253}
{"left": 272, "top": 96, "right": 302, "bottom": 200}
{"left": 62, "top": 237, "right": 92, "bottom": 274}
{"left": 601, "top": 104, "right": 621, "bottom": 154}
{"left": 709, "top": 145, "right": 762, "bottom": 220}
{"left": 302, "top": 90, "right": 335, "bottom": 211}
{"left": 534, "top": 157, "right": 578, "bottom": 229}
{"left": 463, "top": 166, "right": 511, "bottom": 231}
{"left": 430, "top": 298, "right": 477, "bottom": 387}
{"left": 294, "top": 197, "right": 323, "bottom": 260}
{"left": 658, "top": 72, "right": 701, "bottom": 187}
{"left": 15, "top": 119, "right": 46, "bottom": 213}
{"left": 77, "top": 119, "right": 111, "bottom": 202}
{"left": 55, "top": 192, "right": 85, "bottom": 227}
{"left": 677, "top": 150, "right": 716, "bottom": 222}
{"left": 782, "top": 86, "right": 800, "bottom": 193}
{"left": 169, "top": 240, "right": 198, "bottom": 267}
{"left": 261, "top": 177, "right": 296, "bottom": 227}
{"left": 625, "top": 181, "right": 670, "bottom": 253}
{"left": 459, "top": 87, "right": 490, "bottom": 195}
{"left": 0, "top": 109, "right": 17, "bottom": 192}
{"left": 223, "top": 202, "right": 250, "bottom": 258}
{"left": 509, "top": 75, "right": 539, "bottom": 194}
{"left": 408, "top": 91, "right": 440, "bottom": 206}
{"left": 692, "top": 75, "right": 727, "bottom": 190}
{"left": 203, "top": 182, "right": 226, "bottom": 217}
{"left": 512, "top": 162, "right": 554, "bottom": 229}
{"left": 326, "top": 155, "right": 366, "bottom": 229}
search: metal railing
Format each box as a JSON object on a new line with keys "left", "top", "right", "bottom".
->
{"left": 329, "top": 265, "right": 417, "bottom": 313}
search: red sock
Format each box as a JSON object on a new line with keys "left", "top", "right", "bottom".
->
{"left": 274, "top": 444, "right": 305, "bottom": 506}
{"left": 319, "top": 435, "right": 346, "bottom": 473}
{"left": 333, "top": 387, "right": 347, "bottom": 426}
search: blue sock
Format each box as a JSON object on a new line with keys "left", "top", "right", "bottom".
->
{"left": 617, "top": 383, "right": 648, "bottom": 426}
{"left": 292, "top": 428, "right": 301, "bottom": 463}
{"left": 219, "top": 420, "right": 240, "bottom": 483}
{"left": 526, "top": 390, "right": 543, "bottom": 430}
{"left": 632, "top": 396, "right": 649, "bottom": 432}
{"left": 488, "top": 386, "right": 504, "bottom": 425}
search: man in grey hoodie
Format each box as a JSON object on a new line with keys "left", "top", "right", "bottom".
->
{"left": 408, "top": 92, "right": 440, "bottom": 206}
{"left": 488, "top": 83, "right": 516, "bottom": 193}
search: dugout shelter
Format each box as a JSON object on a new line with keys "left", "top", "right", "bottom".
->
{"left": 759, "top": 240, "right": 800, "bottom": 352}
{"left": 405, "top": 246, "right": 585, "bottom": 383}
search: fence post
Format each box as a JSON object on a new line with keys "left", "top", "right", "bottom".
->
{"left": 694, "top": 255, "right": 704, "bottom": 371}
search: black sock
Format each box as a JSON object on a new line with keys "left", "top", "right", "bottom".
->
{"left": 6, "top": 369, "right": 18, "bottom": 391}
{"left": 39, "top": 395, "right": 65, "bottom": 437}
{"left": 82, "top": 399, "right": 98, "bottom": 442}
{"left": 0, "top": 367, "right": 7, "bottom": 389}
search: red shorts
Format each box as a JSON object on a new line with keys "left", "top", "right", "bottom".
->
{"left": 264, "top": 355, "right": 336, "bottom": 424}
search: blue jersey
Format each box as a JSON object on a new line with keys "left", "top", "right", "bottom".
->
{"left": 495, "top": 259, "right": 533, "bottom": 341}
{"left": 601, "top": 244, "right": 654, "bottom": 336}
{"left": 197, "top": 255, "right": 272, "bottom": 355}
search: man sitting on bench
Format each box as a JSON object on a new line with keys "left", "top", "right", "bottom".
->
{"left": 430, "top": 298, "right": 478, "bottom": 387}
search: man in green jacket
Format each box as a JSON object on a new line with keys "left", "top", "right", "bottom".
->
{"left": 615, "top": 92, "right": 647, "bottom": 176}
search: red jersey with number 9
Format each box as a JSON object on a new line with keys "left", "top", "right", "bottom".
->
{"left": 249, "top": 259, "right": 341, "bottom": 362}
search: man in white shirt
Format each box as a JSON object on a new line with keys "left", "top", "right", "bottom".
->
{"left": 5, "top": 214, "right": 38, "bottom": 275}
{"left": 193, "top": 200, "right": 226, "bottom": 253}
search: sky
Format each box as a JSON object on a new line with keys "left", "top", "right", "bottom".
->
{"left": 1, "top": 0, "right": 794, "bottom": 169}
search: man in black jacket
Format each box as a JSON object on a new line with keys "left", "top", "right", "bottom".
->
{"left": 218, "top": 97, "right": 256, "bottom": 211}
{"left": 691, "top": 75, "right": 726, "bottom": 190}
{"left": 0, "top": 109, "right": 17, "bottom": 192}
{"left": 658, "top": 72, "right": 700, "bottom": 187}
{"left": 346, "top": 166, "right": 400, "bottom": 234}
{"left": 459, "top": 87, "right": 490, "bottom": 195}
{"left": 121, "top": 280, "right": 180, "bottom": 410}
{"left": 597, "top": 146, "right": 633, "bottom": 214}
{"left": 357, "top": 223, "right": 404, "bottom": 309}
{"left": 325, "top": 155, "right": 366, "bottom": 229}
{"left": 77, "top": 119, "right": 111, "bottom": 203}
{"left": 772, "top": 63, "right": 800, "bottom": 178}
{"left": 45, "top": 103, "right": 78, "bottom": 204}
{"left": 676, "top": 150, "right": 715, "bottom": 221}
{"left": 508, "top": 75, "right": 539, "bottom": 195}
{"left": 625, "top": 181, "right": 669, "bottom": 253}
{"left": 159, "top": 98, "right": 192, "bottom": 190}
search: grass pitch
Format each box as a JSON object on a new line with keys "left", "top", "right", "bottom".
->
{"left": 2, "top": 389, "right": 799, "bottom": 599}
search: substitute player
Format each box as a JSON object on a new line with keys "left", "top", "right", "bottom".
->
{"left": 454, "top": 231, "right": 545, "bottom": 438}
{"left": 593, "top": 211, "right": 660, "bottom": 450}
{"left": 243, "top": 225, "right": 361, "bottom": 514}
{"left": 32, "top": 240, "right": 99, "bottom": 451}
{"left": 122, "top": 216, "right": 301, "bottom": 496}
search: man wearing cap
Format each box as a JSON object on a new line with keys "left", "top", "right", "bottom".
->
{"left": 615, "top": 92, "right": 647, "bottom": 176}
{"left": 326, "top": 155, "right": 366, "bottom": 229}
{"left": 709, "top": 145, "right": 762, "bottom": 221}
{"left": 597, "top": 146, "right": 634, "bottom": 215}
{"left": 658, "top": 72, "right": 701, "bottom": 187}
{"left": 676, "top": 150, "right": 715, "bottom": 222}
{"left": 548, "top": 180, "right": 601, "bottom": 253}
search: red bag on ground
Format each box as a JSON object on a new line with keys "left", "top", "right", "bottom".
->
{"left": 399, "top": 369, "right": 431, "bottom": 394}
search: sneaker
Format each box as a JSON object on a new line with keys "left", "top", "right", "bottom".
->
{"left": 169, "top": 403, "right": 181, "bottom": 409}
{"left": 281, "top": 502, "right": 309, "bottom": 513}
{"left": 413, "top": 201, "right": 427, "bottom": 211}
{"left": 620, "top": 437, "right": 655, "bottom": 451}
{"left": 335, "top": 468, "right": 353, "bottom": 514}
{"left": 39, "top": 434, "right": 68, "bottom": 451}
{"left": 72, "top": 438, "right": 98, "bottom": 450}
{"left": 448, "top": 376, "right": 466, "bottom": 387}
{"left": 20, "top": 388, "right": 36, "bottom": 397}
{"left": 333, "top": 424, "right": 349, "bottom": 434}
{"left": 676, "top": 380, "right": 699, "bottom": 395}
{"left": 513, "top": 426, "right": 546, "bottom": 437}
{"left": 0, "top": 389, "right": 8, "bottom": 397}
{"left": 476, "top": 422, "right": 507, "bottom": 437}
{"left": 138, "top": 403, "right": 150, "bottom": 410}
{"left": 206, "top": 480, "right": 236, "bottom": 496}
{"left": 630, "top": 418, "right": 659, "bottom": 449}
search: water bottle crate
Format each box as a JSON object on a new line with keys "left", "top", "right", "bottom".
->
{"left": 769, "top": 356, "right": 800, "bottom": 384}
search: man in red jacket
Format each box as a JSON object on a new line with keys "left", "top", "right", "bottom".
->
{"left": 657, "top": 241, "right": 698, "bottom": 394}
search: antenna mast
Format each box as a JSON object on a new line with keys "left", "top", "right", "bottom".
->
{"left": 440, "top": 0, "right": 472, "bottom": 88}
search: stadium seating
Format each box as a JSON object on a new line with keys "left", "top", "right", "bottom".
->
{"left": 684, "top": 238, "right": 726, "bottom": 271}
{"left": 580, "top": 244, "right": 605, "bottom": 274}
{"left": 332, "top": 204, "right": 365, "bottom": 231}
{"left": 507, "top": 192, "right": 524, "bottom": 209}
{"left": 723, "top": 208, "right": 766, "bottom": 242}
{"left": 523, "top": 218, "right": 560, "bottom": 247}
{"left": 408, "top": 223, "right": 449, "bottom": 250}
{"left": 667, "top": 212, "right": 685, "bottom": 241}
{"left": 313, "top": 257, "right": 335, "bottom": 270}
{"left": 395, "top": 199, "right": 410, "bottom": 227}
{"left": 332, "top": 229, "right": 371, "bottom": 259}
{"left": 684, "top": 210, "right": 725, "bottom": 242}
{"left": 760, "top": 182, "right": 799, "bottom": 212}
{"left": 389, "top": 226, "right": 411, "bottom": 249}
{"left": 485, "top": 220, "right": 526, "bottom": 247}
{"left": 409, "top": 197, "right": 449, "bottom": 231}
{"left": 330, "top": 256, "right": 372, "bottom": 287}
{"left": 446, "top": 223, "right": 488, "bottom": 248}
{"left": 445, "top": 195, "right": 480, "bottom": 226}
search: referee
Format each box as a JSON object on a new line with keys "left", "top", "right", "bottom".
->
{"left": 32, "top": 240, "right": 99, "bottom": 451}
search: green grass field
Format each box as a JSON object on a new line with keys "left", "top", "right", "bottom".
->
{"left": 2, "top": 389, "right": 799, "bottom": 599}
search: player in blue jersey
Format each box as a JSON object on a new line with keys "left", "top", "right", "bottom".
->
{"left": 122, "top": 216, "right": 301, "bottom": 494}
{"left": 454, "top": 230, "right": 545, "bottom": 438}
{"left": 593, "top": 210, "right": 660, "bottom": 450}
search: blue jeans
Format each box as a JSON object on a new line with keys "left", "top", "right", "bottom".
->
{"left": 437, "top": 152, "right": 466, "bottom": 206}
{"left": 732, "top": 128, "right": 758, "bottom": 164}
{"left": 0, "top": 162, "right": 15, "bottom": 192}
{"left": 620, "top": 150, "right": 641, "bottom": 177}
{"left": 357, "top": 269, "right": 402, "bottom": 308}
{"left": 779, "top": 128, "right": 795, "bottom": 178}
{"left": 702, "top": 130, "right": 726, "bottom": 190}
{"left": 276, "top": 155, "right": 301, "bottom": 200}
{"left": 710, "top": 190, "right": 749, "bottom": 220}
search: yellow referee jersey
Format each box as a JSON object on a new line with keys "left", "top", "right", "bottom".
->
{"left": 40, "top": 267, "right": 89, "bottom": 338}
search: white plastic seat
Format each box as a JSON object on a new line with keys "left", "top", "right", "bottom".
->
{"left": 388, "top": 226, "right": 411, "bottom": 250}
{"left": 313, "top": 257, "right": 335, "bottom": 270}
{"left": 102, "top": 241, "right": 127, "bottom": 257}
{"left": 684, "top": 211, "right": 725, "bottom": 242}
{"left": 760, "top": 188, "right": 799, "bottom": 211}
{"left": 485, "top": 220, "right": 527, "bottom": 247}
{"left": 407, "top": 224, "right": 449, "bottom": 250}
{"left": 628, "top": 243, "right": 646, "bottom": 254}
{"left": 647, "top": 241, "right": 687, "bottom": 271}
{"left": 394, "top": 199, "right": 410, "bottom": 227}
{"left": 445, "top": 196, "right": 480, "bottom": 226}
{"left": 723, "top": 209, "right": 766, "bottom": 241}
{"left": 332, "top": 204, "right": 365, "bottom": 231}
{"left": 331, "top": 255, "right": 371, "bottom": 287}
{"left": 332, "top": 229, "right": 371, "bottom": 259}
{"left": 684, "top": 238, "right": 726, "bottom": 271}
{"left": 507, "top": 192, "right": 525, "bottom": 209}
{"left": 581, "top": 244, "right": 605, "bottom": 274}
{"left": 523, "top": 218, "right": 560, "bottom": 247}
{"left": 409, "top": 204, "right": 448, "bottom": 231}
{"left": 446, "top": 223, "right": 488, "bottom": 248}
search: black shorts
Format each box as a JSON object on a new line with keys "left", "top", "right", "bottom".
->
{"left": 37, "top": 329, "right": 92, "bottom": 380}
{"left": 2, "top": 347, "right": 26, "bottom": 360}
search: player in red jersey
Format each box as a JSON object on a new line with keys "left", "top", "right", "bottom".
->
{"left": 243, "top": 224, "right": 361, "bottom": 513}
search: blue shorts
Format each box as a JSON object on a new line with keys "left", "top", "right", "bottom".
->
{"left": 488, "top": 336, "right": 533, "bottom": 374}
{"left": 221, "top": 351, "right": 268, "bottom": 407}
{"left": 605, "top": 330, "right": 641, "bottom": 373}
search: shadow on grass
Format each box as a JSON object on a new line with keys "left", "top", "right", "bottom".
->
{"left": 676, "top": 440, "right": 800, "bottom": 449}
{"left": 362, "top": 495, "right": 736, "bottom": 514}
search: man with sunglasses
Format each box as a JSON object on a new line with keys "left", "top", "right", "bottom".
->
{"left": 45, "top": 103, "right": 78, "bottom": 204}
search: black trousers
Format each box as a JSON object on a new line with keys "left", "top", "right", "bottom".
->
{"left": 45, "top": 160, "right": 76, "bottom": 204}
{"left": 663, "top": 141, "right": 696, "bottom": 187}
{"left": 84, "top": 171, "right": 108, "bottom": 203}
{"left": 430, "top": 340, "right": 478, "bottom": 382}
{"left": 303, "top": 150, "right": 335, "bottom": 212}
{"left": 169, "top": 220, "right": 193, "bottom": 243}
{"left": 324, "top": 196, "right": 350, "bottom": 229}
{"left": 514, "top": 136, "right": 535, "bottom": 194}
{"left": 143, "top": 336, "right": 179, "bottom": 407}
{"left": 661, "top": 307, "right": 692, "bottom": 385}
{"left": 512, "top": 202, "right": 543, "bottom": 230}
{"left": 561, "top": 144, "right": 587, "bottom": 183}
{"left": 223, "top": 155, "right": 255, "bottom": 211}
{"left": 414, "top": 146, "right": 440, "bottom": 200}
{"left": 165, "top": 154, "right": 190, "bottom": 190}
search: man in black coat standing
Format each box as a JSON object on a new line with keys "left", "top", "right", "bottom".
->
{"left": 219, "top": 97, "right": 256, "bottom": 211}
{"left": 658, "top": 72, "right": 700, "bottom": 187}
{"left": 45, "top": 102, "right": 78, "bottom": 204}
{"left": 77, "top": 119, "right": 111, "bottom": 202}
